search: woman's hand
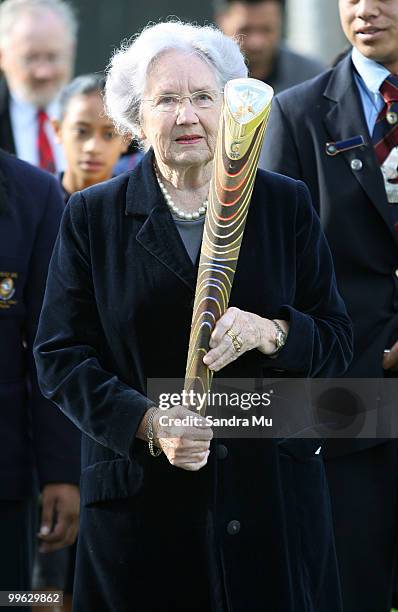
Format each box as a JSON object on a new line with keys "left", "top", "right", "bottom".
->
{"left": 152, "top": 406, "right": 213, "bottom": 471}
{"left": 202, "top": 307, "right": 289, "bottom": 372}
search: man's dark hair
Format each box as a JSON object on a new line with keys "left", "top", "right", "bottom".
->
{"left": 214, "top": 0, "right": 285, "bottom": 13}
{"left": 58, "top": 73, "right": 105, "bottom": 120}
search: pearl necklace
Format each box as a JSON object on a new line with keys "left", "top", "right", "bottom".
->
{"left": 155, "top": 168, "right": 208, "bottom": 220}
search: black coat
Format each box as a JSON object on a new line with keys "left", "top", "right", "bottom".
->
{"left": 261, "top": 54, "right": 398, "bottom": 378}
{"left": 260, "top": 54, "right": 398, "bottom": 457}
{"left": 34, "top": 151, "right": 352, "bottom": 611}
{"left": 0, "top": 80, "right": 16, "bottom": 155}
{"left": 0, "top": 150, "right": 80, "bottom": 499}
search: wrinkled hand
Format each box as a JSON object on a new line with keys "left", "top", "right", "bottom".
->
{"left": 152, "top": 405, "right": 213, "bottom": 472}
{"left": 383, "top": 340, "right": 398, "bottom": 371}
{"left": 38, "top": 484, "right": 80, "bottom": 553}
{"left": 203, "top": 307, "right": 288, "bottom": 372}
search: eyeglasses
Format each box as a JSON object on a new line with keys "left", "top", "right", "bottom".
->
{"left": 17, "top": 52, "right": 71, "bottom": 69}
{"left": 143, "top": 90, "right": 223, "bottom": 113}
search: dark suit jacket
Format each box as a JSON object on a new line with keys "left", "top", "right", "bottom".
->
{"left": 260, "top": 54, "right": 398, "bottom": 456}
{"left": 0, "top": 150, "right": 80, "bottom": 499}
{"left": 0, "top": 80, "right": 16, "bottom": 155}
{"left": 34, "top": 151, "right": 351, "bottom": 611}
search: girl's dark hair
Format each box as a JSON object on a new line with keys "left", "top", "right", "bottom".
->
{"left": 58, "top": 73, "right": 105, "bottom": 119}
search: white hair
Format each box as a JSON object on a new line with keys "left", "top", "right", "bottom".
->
{"left": 104, "top": 20, "right": 248, "bottom": 141}
{"left": 0, "top": 0, "right": 78, "bottom": 47}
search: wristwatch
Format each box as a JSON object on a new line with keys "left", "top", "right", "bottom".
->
{"left": 269, "top": 320, "right": 287, "bottom": 356}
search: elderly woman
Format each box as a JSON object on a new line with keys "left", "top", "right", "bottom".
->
{"left": 35, "top": 21, "right": 352, "bottom": 612}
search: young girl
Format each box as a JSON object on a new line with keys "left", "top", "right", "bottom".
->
{"left": 52, "top": 73, "right": 129, "bottom": 201}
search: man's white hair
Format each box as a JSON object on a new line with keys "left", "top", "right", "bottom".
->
{"left": 0, "top": 0, "right": 78, "bottom": 47}
{"left": 105, "top": 20, "right": 248, "bottom": 142}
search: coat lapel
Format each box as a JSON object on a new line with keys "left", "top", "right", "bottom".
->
{"left": 323, "top": 56, "right": 396, "bottom": 242}
{"left": 125, "top": 151, "right": 197, "bottom": 292}
{"left": 0, "top": 151, "right": 11, "bottom": 216}
{"left": 0, "top": 80, "right": 16, "bottom": 154}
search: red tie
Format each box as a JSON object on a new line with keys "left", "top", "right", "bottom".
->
{"left": 37, "top": 109, "right": 56, "bottom": 174}
{"left": 372, "top": 74, "right": 398, "bottom": 165}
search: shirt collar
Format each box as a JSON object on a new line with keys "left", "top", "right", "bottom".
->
{"left": 9, "top": 90, "right": 61, "bottom": 119}
{"left": 351, "top": 47, "right": 390, "bottom": 94}
{"left": 10, "top": 92, "right": 37, "bottom": 119}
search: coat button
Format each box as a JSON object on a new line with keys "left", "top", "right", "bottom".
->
{"left": 351, "top": 158, "right": 363, "bottom": 171}
{"left": 227, "top": 520, "right": 241, "bottom": 535}
{"left": 217, "top": 444, "right": 228, "bottom": 459}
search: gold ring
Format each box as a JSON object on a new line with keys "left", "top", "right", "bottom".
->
{"left": 226, "top": 328, "right": 243, "bottom": 353}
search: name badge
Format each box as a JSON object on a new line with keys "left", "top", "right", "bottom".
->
{"left": 326, "top": 135, "right": 366, "bottom": 156}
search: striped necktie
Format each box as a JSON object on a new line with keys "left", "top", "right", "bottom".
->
{"left": 372, "top": 74, "right": 398, "bottom": 230}
{"left": 373, "top": 74, "right": 398, "bottom": 163}
{"left": 37, "top": 109, "right": 56, "bottom": 174}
